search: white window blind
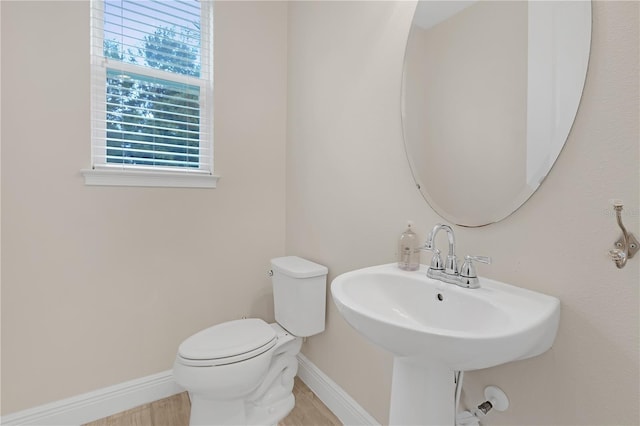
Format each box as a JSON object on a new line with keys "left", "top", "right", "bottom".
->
{"left": 87, "top": 0, "right": 215, "bottom": 187}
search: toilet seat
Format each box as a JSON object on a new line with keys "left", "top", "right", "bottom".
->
{"left": 177, "top": 318, "right": 277, "bottom": 367}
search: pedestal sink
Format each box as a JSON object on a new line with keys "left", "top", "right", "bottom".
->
{"left": 331, "top": 264, "right": 560, "bottom": 425}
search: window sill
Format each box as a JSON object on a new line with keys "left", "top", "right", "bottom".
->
{"left": 81, "top": 167, "right": 219, "bottom": 188}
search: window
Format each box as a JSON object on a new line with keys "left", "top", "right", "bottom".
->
{"left": 84, "top": 0, "right": 217, "bottom": 188}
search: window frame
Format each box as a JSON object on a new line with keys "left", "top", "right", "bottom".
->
{"left": 83, "top": 0, "right": 218, "bottom": 188}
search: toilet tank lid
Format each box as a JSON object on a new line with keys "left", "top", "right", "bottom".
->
{"left": 271, "top": 256, "right": 328, "bottom": 278}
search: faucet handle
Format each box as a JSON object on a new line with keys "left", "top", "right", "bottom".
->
{"left": 467, "top": 255, "right": 491, "bottom": 264}
{"left": 460, "top": 255, "right": 491, "bottom": 278}
{"left": 421, "top": 247, "right": 444, "bottom": 270}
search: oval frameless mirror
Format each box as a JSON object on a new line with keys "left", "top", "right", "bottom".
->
{"left": 402, "top": 0, "right": 591, "bottom": 227}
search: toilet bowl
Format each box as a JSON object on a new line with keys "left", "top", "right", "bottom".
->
{"left": 173, "top": 256, "right": 328, "bottom": 426}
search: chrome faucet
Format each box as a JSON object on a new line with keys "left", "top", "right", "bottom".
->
{"left": 423, "top": 223, "right": 491, "bottom": 289}
{"left": 424, "top": 224, "right": 458, "bottom": 276}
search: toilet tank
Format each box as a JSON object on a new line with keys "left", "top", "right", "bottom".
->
{"left": 270, "top": 256, "right": 328, "bottom": 337}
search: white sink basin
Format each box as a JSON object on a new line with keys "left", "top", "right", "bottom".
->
{"left": 331, "top": 263, "right": 560, "bottom": 371}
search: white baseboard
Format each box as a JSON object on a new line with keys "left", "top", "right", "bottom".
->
{"left": 0, "top": 370, "right": 184, "bottom": 426}
{"left": 296, "top": 353, "right": 380, "bottom": 426}
{"left": 1, "top": 356, "right": 378, "bottom": 426}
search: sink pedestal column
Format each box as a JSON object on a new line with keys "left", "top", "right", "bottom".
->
{"left": 389, "top": 357, "right": 455, "bottom": 426}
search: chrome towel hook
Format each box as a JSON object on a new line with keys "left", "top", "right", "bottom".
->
{"left": 608, "top": 200, "right": 638, "bottom": 269}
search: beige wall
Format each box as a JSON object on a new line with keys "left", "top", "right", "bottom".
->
{"left": 288, "top": 1, "right": 639, "bottom": 425}
{"left": 1, "top": 1, "right": 287, "bottom": 414}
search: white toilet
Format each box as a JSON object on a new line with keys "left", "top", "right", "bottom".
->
{"left": 173, "top": 256, "right": 328, "bottom": 426}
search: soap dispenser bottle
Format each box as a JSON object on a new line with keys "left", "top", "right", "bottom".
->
{"left": 398, "top": 221, "right": 419, "bottom": 271}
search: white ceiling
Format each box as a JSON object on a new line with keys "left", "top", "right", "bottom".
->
{"left": 413, "top": 0, "right": 479, "bottom": 30}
